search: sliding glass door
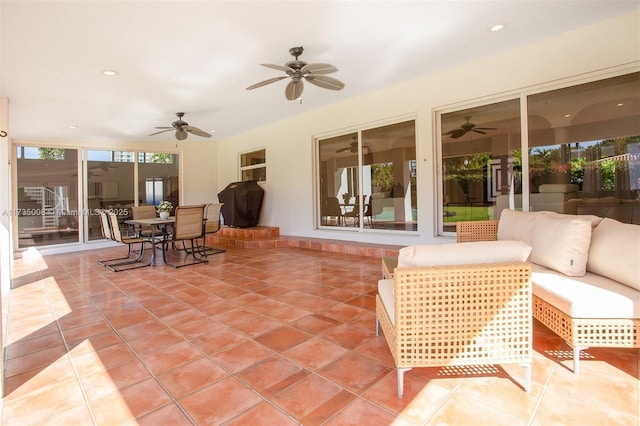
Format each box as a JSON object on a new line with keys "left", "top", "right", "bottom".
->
{"left": 317, "top": 119, "right": 417, "bottom": 231}
{"left": 16, "top": 146, "right": 80, "bottom": 248}
{"left": 14, "top": 146, "right": 180, "bottom": 247}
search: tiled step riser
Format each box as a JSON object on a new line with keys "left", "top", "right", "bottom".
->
{"left": 207, "top": 226, "right": 400, "bottom": 258}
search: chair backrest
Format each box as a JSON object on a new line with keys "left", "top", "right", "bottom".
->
{"left": 204, "top": 203, "right": 223, "bottom": 233}
{"left": 324, "top": 197, "right": 342, "bottom": 216}
{"left": 132, "top": 205, "right": 157, "bottom": 220}
{"left": 106, "top": 210, "right": 125, "bottom": 243}
{"left": 97, "top": 209, "right": 114, "bottom": 240}
{"left": 173, "top": 204, "right": 206, "bottom": 241}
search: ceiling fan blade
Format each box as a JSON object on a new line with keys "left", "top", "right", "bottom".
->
{"left": 335, "top": 147, "right": 350, "bottom": 153}
{"left": 285, "top": 80, "right": 304, "bottom": 100}
{"left": 175, "top": 130, "right": 188, "bottom": 141}
{"left": 301, "top": 63, "right": 337, "bottom": 74}
{"left": 185, "top": 126, "right": 212, "bottom": 138}
{"left": 449, "top": 129, "right": 466, "bottom": 139}
{"left": 246, "top": 76, "right": 288, "bottom": 90}
{"left": 475, "top": 127, "right": 497, "bottom": 131}
{"left": 260, "top": 63, "right": 294, "bottom": 73}
{"left": 153, "top": 126, "right": 173, "bottom": 129}
{"left": 472, "top": 129, "right": 488, "bottom": 135}
{"left": 148, "top": 129, "right": 173, "bottom": 136}
{"left": 304, "top": 75, "right": 345, "bottom": 91}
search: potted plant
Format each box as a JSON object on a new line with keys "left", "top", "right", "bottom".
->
{"left": 156, "top": 200, "right": 173, "bottom": 219}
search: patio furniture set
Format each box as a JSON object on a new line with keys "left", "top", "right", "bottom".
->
{"left": 378, "top": 209, "right": 639, "bottom": 398}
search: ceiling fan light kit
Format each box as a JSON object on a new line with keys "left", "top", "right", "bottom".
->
{"left": 246, "top": 46, "right": 345, "bottom": 101}
{"left": 148, "top": 112, "right": 212, "bottom": 141}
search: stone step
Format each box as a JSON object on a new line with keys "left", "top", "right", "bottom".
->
{"left": 206, "top": 226, "right": 401, "bottom": 258}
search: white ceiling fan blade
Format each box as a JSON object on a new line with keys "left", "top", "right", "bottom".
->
{"left": 285, "top": 80, "right": 304, "bottom": 100}
{"left": 260, "top": 63, "right": 295, "bottom": 73}
{"left": 175, "top": 130, "right": 188, "bottom": 140}
{"left": 246, "top": 76, "right": 288, "bottom": 90}
{"left": 148, "top": 129, "right": 173, "bottom": 136}
{"left": 185, "top": 126, "right": 212, "bottom": 138}
{"left": 304, "top": 75, "right": 345, "bottom": 91}
{"left": 301, "top": 63, "right": 337, "bottom": 74}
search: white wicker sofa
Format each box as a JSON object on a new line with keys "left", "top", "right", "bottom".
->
{"left": 457, "top": 210, "right": 640, "bottom": 374}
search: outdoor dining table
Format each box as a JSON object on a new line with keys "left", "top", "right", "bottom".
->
{"left": 125, "top": 216, "right": 174, "bottom": 266}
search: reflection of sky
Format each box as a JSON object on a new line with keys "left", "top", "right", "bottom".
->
{"left": 87, "top": 150, "right": 112, "bottom": 161}
{"left": 531, "top": 140, "right": 603, "bottom": 153}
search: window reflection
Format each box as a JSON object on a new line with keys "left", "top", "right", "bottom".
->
{"left": 138, "top": 152, "right": 179, "bottom": 213}
{"left": 441, "top": 100, "right": 522, "bottom": 233}
{"left": 317, "top": 120, "right": 417, "bottom": 231}
{"left": 439, "top": 72, "right": 640, "bottom": 234}
{"left": 527, "top": 72, "right": 640, "bottom": 224}
{"left": 86, "top": 150, "right": 135, "bottom": 241}
{"left": 16, "top": 147, "right": 80, "bottom": 248}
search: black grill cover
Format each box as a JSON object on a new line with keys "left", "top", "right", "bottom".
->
{"left": 218, "top": 181, "right": 264, "bottom": 228}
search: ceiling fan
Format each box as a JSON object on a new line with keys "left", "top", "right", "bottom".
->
{"left": 148, "top": 112, "right": 212, "bottom": 140}
{"left": 443, "top": 116, "right": 496, "bottom": 139}
{"left": 336, "top": 137, "right": 371, "bottom": 154}
{"left": 246, "top": 46, "right": 345, "bottom": 101}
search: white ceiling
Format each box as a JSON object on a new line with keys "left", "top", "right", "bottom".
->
{"left": 1, "top": 1, "right": 638, "bottom": 144}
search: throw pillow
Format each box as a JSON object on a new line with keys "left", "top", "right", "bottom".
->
{"left": 587, "top": 218, "right": 640, "bottom": 291}
{"left": 497, "top": 209, "right": 546, "bottom": 246}
{"left": 531, "top": 213, "right": 592, "bottom": 276}
{"left": 397, "top": 240, "right": 532, "bottom": 268}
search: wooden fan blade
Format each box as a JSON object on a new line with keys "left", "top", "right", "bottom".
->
{"left": 305, "top": 75, "right": 345, "bottom": 91}
{"left": 153, "top": 126, "right": 173, "bottom": 129}
{"left": 260, "top": 63, "right": 294, "bottom": 73}
{"left": 246, "top": 76, "right": 288, "bottom": 90}
{"left": 285, "top": 80, "right": 304, "bottom": 100}
{"left": 449, "top": 129, "right": 466, "bottom": 139}
{"left": 185, "top": 126, "right": 211, "bottom": 138}
{"left": 475, "top": 127, "right": 497, "bottom": 131}
{"left": 472, "top": 129, "right": 488, "bottom": 135}
{"left": 175, "top": 130, "right": 188, "bottom": 140}
{"left": 149, "top": 129, "right": 173, "bottom": 136}
{"left": 301, "top": 63, "right": 337, "bottom": 74}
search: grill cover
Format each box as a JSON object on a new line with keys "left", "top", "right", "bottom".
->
{"left": 218, "top": 181, "right": 264, "bottom": 228}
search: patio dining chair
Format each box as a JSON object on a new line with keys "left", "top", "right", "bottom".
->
{"left": 161, "top": 204, "right": 208, "bottom": 268}
{"left": 131, "top": 205, "right": 161, "bottom": 240}
{"left": 199, "top": 202, "right": 226, "bottom": 256}
{"left": 97, "top": 209, "right": 151, "bottom": 271}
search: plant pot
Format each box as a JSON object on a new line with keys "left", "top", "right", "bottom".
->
{"left": 159, "top": 211, "right": 170, "bottom": 220}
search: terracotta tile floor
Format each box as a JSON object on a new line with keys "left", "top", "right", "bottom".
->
{"left": 2, "top": 245, "right": 639, "bottom": 425}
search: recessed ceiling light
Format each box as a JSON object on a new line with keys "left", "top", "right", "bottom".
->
{"left": 563, "top": 114, "right": 573, "bottom": 118}
{"left": 68, "top": 125, "right": 79, "bottom": 129}
{"left": 102, "top": 70, "right": 118, "bottom": 76}
{"left": 617, "top": 103, "right": 624, "bottom": 107}
{"left": 490, "top": 24, "right": 505, "bottom": 32}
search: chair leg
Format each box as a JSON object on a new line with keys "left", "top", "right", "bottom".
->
{"left": 101, "top": 241, "right": 152, "bottom": 272}
{"left": 397, "top": 368, "right": 411, "bottom": 398}
{"left": 572, "top": 346, "right": 587, "bottom": 374}
{"left": 520, "top": 363, "right": 532, "bottom": 392}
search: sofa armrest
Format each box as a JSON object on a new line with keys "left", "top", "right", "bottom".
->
{"left": 456, "top": 220, "right": 499, "bottom": 242}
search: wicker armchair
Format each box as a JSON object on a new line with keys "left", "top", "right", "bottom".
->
{"left": 376, "top": 259, "right": 532, "bottom": 398}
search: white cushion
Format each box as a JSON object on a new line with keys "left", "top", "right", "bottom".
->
{"left": 377, "top": 279, "right": 395, "bottom": 325}
{"left": 531, "top": 213, "right": 592, "bottom": 276}
{"left": 544, "top": 211, "right": 603, "bottom": 229}
{"left": 532, "top": 263, "right": 640, "bottom": 318}
{"left": 497, "top": 209, "right": 546, "bottom": 246}
{"left": 397, "top": 240, "right": 532, "bottom": 268}
{"left": 587, "top": 218, "right": 640, "bottom": 291}
{"left": 538, "top": 184, "right": 579, "bottom": 193}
